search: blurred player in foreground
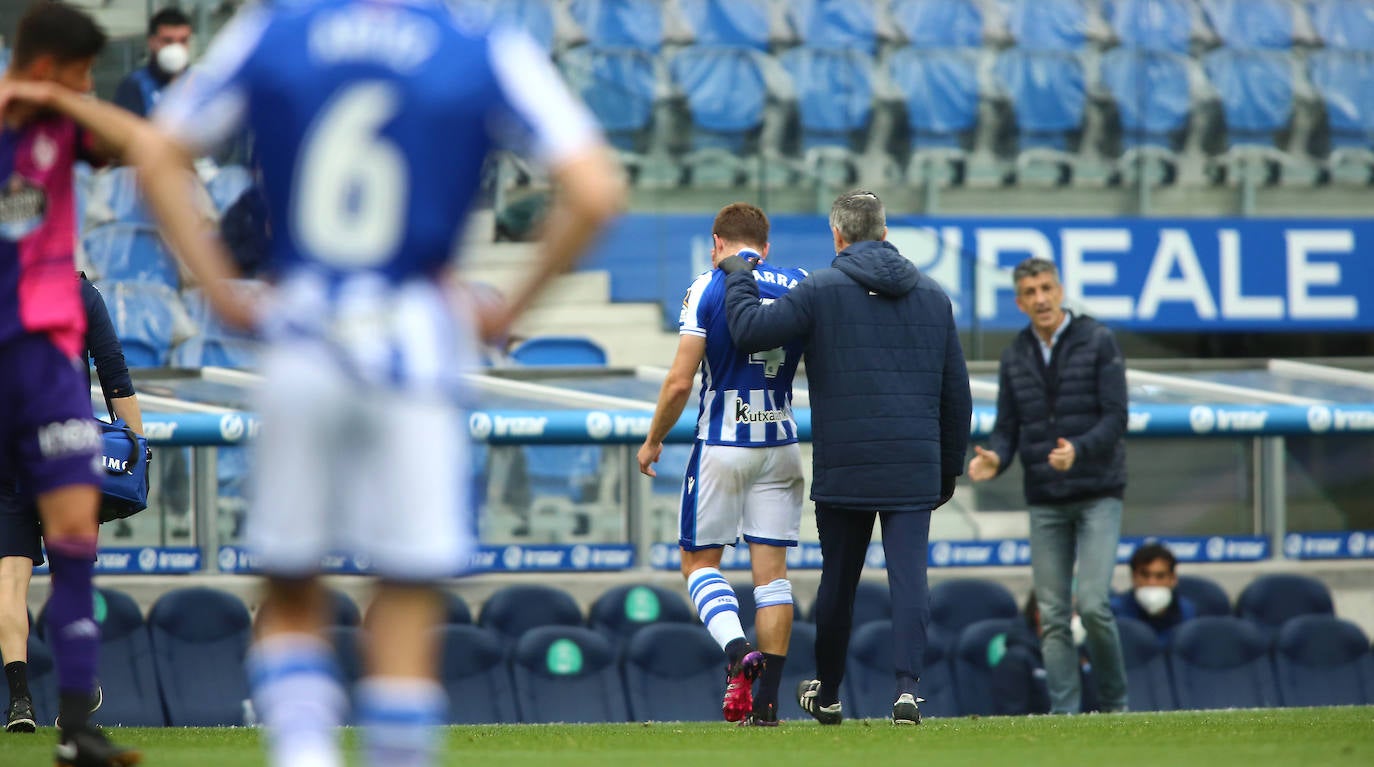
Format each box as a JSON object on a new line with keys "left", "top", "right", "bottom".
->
{"left": 131, "top": 1, "right": 623, "bottom": 766}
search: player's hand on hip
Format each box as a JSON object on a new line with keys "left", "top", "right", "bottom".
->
{"left": 637, "top": 442, "right": 661, "bottom": 477}
{"left": 967, "top": 446, "right": 1000, "bottom": 482}
{"left": 1048, "top": 438, "right": 1076, "bottom": 471}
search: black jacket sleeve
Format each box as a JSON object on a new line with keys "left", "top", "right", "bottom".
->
{"left": 83, "top": 279, "right": 135, "bottom": 407}
{"left": 1069, "top": 327, "right": 1128, "bottom": 461}
{"left": 112, "top": 75, "right": 146, "bottom": 117}
{"left": 723, "top": 270, "right": 814, "bottom": 353}
{"left": 986, "top": 348, "right": 1020, "bottom": 474}
{"left": 939, "top": 302, "right": 972, "bottom": 477}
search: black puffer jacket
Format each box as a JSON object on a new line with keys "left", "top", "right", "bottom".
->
{"left": 986, "top": 314, "right": 1127, "bottom": 505}
{"left": 724, "top": 240, "right": 971, "bottom": 511}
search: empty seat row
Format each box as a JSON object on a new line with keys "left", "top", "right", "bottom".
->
{"left": 94, "top": 280, "right": 261, "bottom": 369}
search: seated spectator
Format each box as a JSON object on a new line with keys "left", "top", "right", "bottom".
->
{"left": 1110, "top": 542, "right": 1198, "bottom": 647}
{"left": 113, "top": 6, "right": 192, "bottom": 117}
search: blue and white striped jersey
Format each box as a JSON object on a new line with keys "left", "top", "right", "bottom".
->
{"left": 153, "top": 0, "right": 600, "bottom": 393}
{"left": 679, "top": 252, "right": 808, "bottom": 447}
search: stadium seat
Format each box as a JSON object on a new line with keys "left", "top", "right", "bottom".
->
{"left": 844, "top": 619, "right": 960, "bottom": 719}
{"left": 558, "top": 47, "right": 660, "bottom": 155}
{"left": 1099, "top": 48, "right": 1194, "bottom": 183}
{"left": 891, "top": 0, "right": 984, "bottom": 47}
{"left": 511, "top": 626, "right": 627, "bottom": 723}
{"left": 778, "top": 47, "right": 877, "bottom": 185}
{"left": 0, "top": 634, "right": 57, "bottom": 726}
{"left": 622, "top": 623, "right": 724, "bottom": 721}
{"left": 669, "top": 47, "right": 770, "bottom": 185}
{"left": 1102, "top": 0, "right": 1195, "bottom": 53}
{"left": 929, "top": 579, "right": 1019, "bottom": 649}
{"left": 677, "top": 0, "right": 770, "bottom": 50}
{"left": 1308, "top": 51, "right": 1374, "bottom": 181}
{"left": 745, "top": 621, "right": 816, "bottom": 720}
{"left": 1235, "top": 573, "right": 1334, "bottom": 639}
{"left": 1200, "top": 0, "right": 1297, "bottom": 49}
{"left": 175, "top": 282, "right": 264, "bottom": 368}
{"left": 87, "top": 166, "right": 151, "bottom": 224}
{"left": 993, "top": 49, "right": 1089, "bottom": 182}
{"left": 1168, "top": 616, "right": 1280, "bottom": 710}
{"left": 1309, "top": 0, "right": 1374, "bottom": 50}
{"left": 478, "top": 584, "right": 584, "bottom": 642}
{"left": 1115, "top": 616, "right": 1177, "bottom": 711}
{"left": 785, "top": 0, "right": 879, "bottom": 53}
{"left": 83, "top": 223, "right": 180, "bottom": 288}
{"left": 886, "top": 47, "right": 983, "bottom": 183}
{"left": 588, "top": 584, "right": 696, "bottom": 649}
{"left": 1273, "top": 615, "right": 1374, "bottom": 706}
{"left": 509, "top": 335, "right": 609, "bottom": 366}
{"left": 147, "top": 587, "right": 253, "bottom": 726}
{"left": 440, "top": 591, "right": 474, "bottom": 625}
{"left": 1201, "top": 49, "right": 1302, "bottom": 182}
{"left": 951, "top": 617, "right": 1020, "bottom": 715}
{"left": 569, "top": 0, "right": 663, "bottom": 50}
{"left": 1175, "top": 575, "right": 1232, "bottom": 617}
{"left": 95, "top": 280, "right": 195, "bottom": 368}
{"left": 438, "top": 625, "right": 520, "bottom": 723}
{"left": 1003, "top": 0, "right": 1092, "bottom": 50}
{"left": 483, "top": 0, "right": 556, "bottom": 51}
{"left": 805, "top": 579, "right": 891, "bottom": 628}
{"left": 206, "top": 164, "right": 254, "bottom": 213}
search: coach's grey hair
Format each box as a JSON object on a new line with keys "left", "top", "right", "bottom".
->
{"left": 829, "top": 190, "right": 886, "bottom": 244}
{"left": 1012, "top": 257, "right": 1059, "bottom": 285}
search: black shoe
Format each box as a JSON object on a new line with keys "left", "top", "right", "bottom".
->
{"left": 55, "top": 725, "right": 141, "bottom": 766}
{"left": 5, "top": 697, "right": 36, "bottom": 732}
{"left": 892, "top": 693, "right": 921, "bottom": 725}
{"left": 796, "top": 679, "right": 842, "bottom": 725}
{"left": 738, "top": 702, "right": 780, "bottom": 727}
{"left": 54, "top": 683, "right": 103, "bottom": 729}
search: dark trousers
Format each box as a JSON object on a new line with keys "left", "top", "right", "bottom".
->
{"left": 812, "top": 504, "right": 932, "bottom": 701}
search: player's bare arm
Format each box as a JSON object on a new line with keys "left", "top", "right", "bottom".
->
{"left": 0, "top": 79, "right": 144, "bottom": 163}
{"left": 637, "top": 334, "right": 706, "bottom": 477}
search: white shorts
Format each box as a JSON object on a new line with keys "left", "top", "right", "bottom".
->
{"left": 246, "top": 343, "right": 476, "bottom": 580}
{"left": 679, "top": 442, "right": 804, "bottom": 550}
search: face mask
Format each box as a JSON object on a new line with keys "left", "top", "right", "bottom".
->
{"left": 156, "top": 43, "right": 190, "bottom": 76}
{"left": 1070, "top": 614, "right": 1087, "bottom": 646}
{"left": 1134, "top": 585, "right": 1173, "bottom": 616}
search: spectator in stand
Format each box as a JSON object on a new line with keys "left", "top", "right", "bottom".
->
{"left": 113, "top": 6, "right": 192, "bottom": 117}
{"left": 1110, "top": 543, "right": 1198, "bottom": 647}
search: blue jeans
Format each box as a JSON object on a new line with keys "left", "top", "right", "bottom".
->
{"left": 1028, "top": 496, "right": 1128, "bottom": 713}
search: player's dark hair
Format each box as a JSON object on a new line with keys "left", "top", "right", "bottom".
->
{"left": 12, "top": 1, "right": 108, "bottom": 69}
{"left": 1130, "top": 542, "right": 1178, "bottom": 575}
{"left": 148, "top": 6, "right": 192, "bottom": 37}
{"left": 712, "top": 202, "right": 769, "bottom": 250}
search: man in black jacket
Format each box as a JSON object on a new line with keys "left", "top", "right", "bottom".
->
{"left": 721, "top": 190, "right": 971, "bottom": 725}
{"left": 967, "top": 257, "right": 1128, "bottom": 714}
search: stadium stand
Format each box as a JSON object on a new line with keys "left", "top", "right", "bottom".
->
{"left": 86, "top": 166, "right": 151, "bottom": 225}
{"left": 558, "top": 46, "right": 659, "bottom": 154}
{"left": 1199, "top": 0, "right": 1305, "bottom": 49}
{"left": 1168, "top": 616, "right": 1281, "bottom": 710}
{"left": 891, "top": 0, "right": 985, "bottom": 47}
{"left": 1099, "top": 48, "right": 1195, "bottom": 182}
{"left": 622, "top": 623, "right": 724, "bottom": 721}
{"left": 437, "top": 625, "right": 520, "bottom": 724}
{"left": 95, "top": 280, "right": 195, "bottom": 368}
{"left": 929, "top": 578, "right": 1019, "bottom": 650}
{"left": 746, "top": 620, "right": 816, "bottom": 720}
{"left": 1308, "top": 50, "right": 1374, "bottom": 182}
{"left": 205, "top": 164, "right": 254, "bottom": 214}
{"left": 951, "top": 617, "right": 1019, "bottom": 715}
{"left": 1235, "top": 573, "right": 1335, "bottom": 639}
{"left": 785, "top": 0, "right": 881, "bottom": 53}
{"left": 1175, "top": 574, "right": 1233, "bottom": 617}
{"left": 509, "top": 335, "right": 609, "bottom": 366}
{"left": 478, "top": 584, "right": 585, "bottom": 641}
{"left": 587, "top": 583, "right": 696, "bottom": 649}
{"left": 569, "top": 0, "right": 665, "bottom": 50}
{"left": 843, "top": 619, "right": 960, "bottom": 718}
{"left": 147, "top": 587, "right": 252, "bottom": 726}
{"left": 75, "top": 587, "right": 166, "bottom": 727}
{"left": 1102, "top": 0, "right": 1196, "bottom": 53}
{"left": 1272, "top": 615, "right": 1374, "bottom": 706}
{"left": 511, "top": 626, "right": 627, "bottom": 723}
{"left": 1309, "top": 0, "right": 1374, "bottom": 49}
{"left": 805, "top": 579, "right": 891, "bottom": 627}
{"left": 778, "top": 47, "right": 878, "bottom": 185}
{"left": 1002, "top": 0, "right": 1096, "bottom": 50}
{"left": 83, "top": 224, "right": 180, "bottom": 288}
{"left": 1115, "top": 616, "right": 1177, "bottom": 711}
{"left": 0, "top": 635, "right": 57, "bottom": 727}
{"left": 669, "top": 46, "right": 771, "bottom": 186}
{"left": 1201, "top": 48, "right": 1303, "bottom": 183}
{"left": 677, "top": 0, "right": 771, "bottom": 50}
{"left": 992, "top": 49, "right": 1089, "bottom": 182}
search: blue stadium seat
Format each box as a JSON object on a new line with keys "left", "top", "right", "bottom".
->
{"left": 779, "top": 47, "right": 876, "bottom": 152}
{"left": 1203, "top": 49, "right": 1294, "bottom": 147}
{"left": 677, "top": 0, "right": 770, "bottom": 50}
{"left": 1309, "top": 0, "right": 1374, "bottom": 50}
{"left": 786, "top": 0, "right": 879, "bottom": 53}
{"left": 95, "top": 281, "right": 193, "bottom": 368}
{"left": 888, "top": 47, "right": 980, "bottom": 151}
{"left": 438, "top": 625, "right": 519, "bottom": 723}
{"left": 88, "top": 166, "right": 151, "bottom": 224}
{"left": 1168, "top": 616, "right": 1280, "bottom": 709}
{"left": 622, "top": 623, "right": 723, "bottom": 721}
{"left": 994, "top": 50, "right": 1087, "bottom": 153}
{"left": 1115, "top": 616, "right": 1177, "bottom": 711}
{"left": 1309, "top": 50, "right": 1374, "bottom": 178}
{"left": 512, "top": 626, "right": 627, "bottom": 722}
{"left": 891, "top": 0, "right": 983, "bottom": 47}
{"left": 206, "top": 165, "right": 254, "bottom": 213}
{"left": 440, "top": 591, "right": 474, "bottom": 625}
{"left": 1273, "top": 615, "right": 1374, "bottom": 706}
{"left": 147, "top": 587, "right": 253, "bottom": 725}
{"left": 1235, "top": 573, "right": 1334, "bottom": 639}
{"left": 1175, "top": 575, "right": 1232, "bottom": 617}
{"left": 510, "top": 335, "right": 608, "bottom": 366}
{"left": 1102, "top": 0, "right": 1194, "bottom": 53}
{"left": 588, "top": 584, "right": 696, "bottom": 649}
{"left": 558, "top": 47, "right": 658, "bottom": 153}
{"left": 479, "top": 584, "right": 584, "bottom": 642}
{"left": 805, "top": 579, "right": 891, "bottom": 627}
{"left": 0, "top": 634, "right": 57, "bottom": 725}
{"left": 1003, "top": 0, "right": 1091, "bottom": 50}
{"left": 483, "top": 0, "right": 555, "bottom": 51}
{"left": 951, "top": 617, "right": 1020, "bottom": 715}
{"left": 1201, "top": 0, "right": 1295, "bottom": 49}
{"left": 929, "top": 579, "right": 1019, "bottom": 649}
{"left": 670, "top": 47, "right": 768, "bottom": 153}
{"left": 1100, "top": 49, "right": 1192, "bottom": 147}
{"left": 83, "top": 224, "right": 180, "bottom": 288}
{"left": 745, "top": 621, "right": 816, "bottom": 720}
{"left": 844, "top": 620, "right": 960, "bottom": 719}
{"left": 569, "top": 0, "right": 663, "bottom": 50}
{"left": 175, "top": 282, "right": 263, "bottom": 368}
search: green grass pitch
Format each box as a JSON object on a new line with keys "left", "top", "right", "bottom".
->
{"left": 2, "top": 708, "right": 1371, "bottom": 767}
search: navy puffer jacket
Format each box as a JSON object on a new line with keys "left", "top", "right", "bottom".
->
{"left": 724, "top": 240, "right": 972, "bottom": 511}
{"left": 986, "top": 314, "right": 1128, "bottom": 505}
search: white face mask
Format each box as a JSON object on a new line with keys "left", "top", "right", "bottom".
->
{"left": 1134, "top": 585, "right": 1173, "bottom": 616}
{"left": 156, "top": 43, "right": 190, "bottom": 76}
{"left": 1070, "top": 614, "right": 1087, "bottom": 646}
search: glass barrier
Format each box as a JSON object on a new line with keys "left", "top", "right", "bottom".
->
{"left": 1284, "top": 435, "right": 1374, "bottom": 533}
